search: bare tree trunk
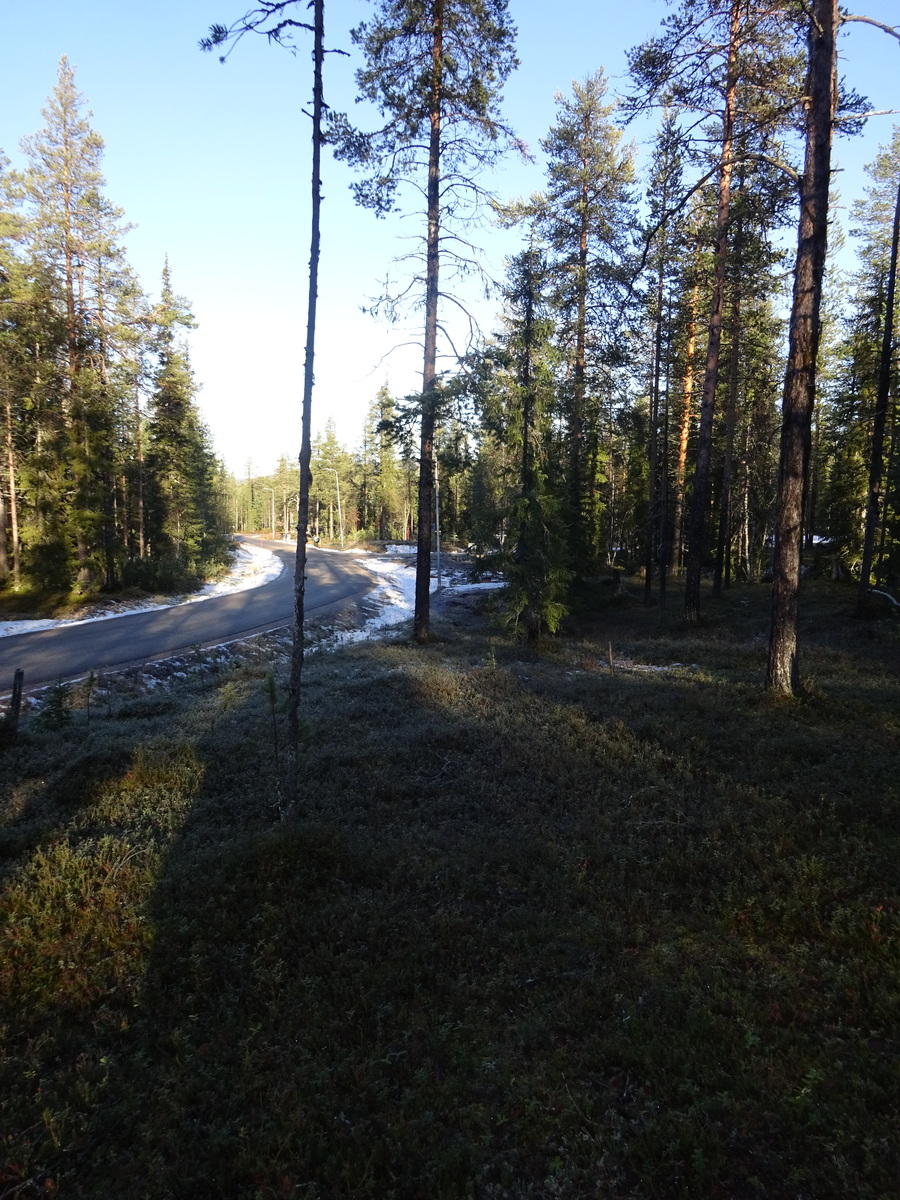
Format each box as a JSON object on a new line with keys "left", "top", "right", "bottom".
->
{"left": 767, "top": 0, "right": 837, "bottom": 693}
{"left": 645, "top": 304, "right": 662, "bottom": 603}
{"left": 672, "top": 279, "right": 698, "bottom": 574}
{"left": 414, "top": 0, "right": 443, "bottom": 643}
{"left": 659, "top": 314, "right": 671, "bottom": 612}
{"left": 713, "top": 286, "right": 741, "bottom": 598}
{"left": 0, "top": 477, "right": 7, "bottom": 583}
{"left": 134, "top": 380, "right": 146, "bottom": 558}
{"left": 738, "top": 425, "right": 751, "bottom": 579}
{"left": 858, "top": 177, "right": 900, "bottom": 609}
{"left": 287, "top": 0, "right": 324, "bottom": 783}
{"left": 684, "top": 0, "right": 740, "bottom": 622}
{"left": 4, "top": 397, "right": 20, "bottom": 587}
{"left": 570, "top": 191, "right": 590, "bottom": 572}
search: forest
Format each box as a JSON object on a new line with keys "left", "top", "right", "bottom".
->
{"left": 2, "top": 4, "right": 900, "bottom": 1197}
{"left": 3, "top": 5, "right": 900, "bottom": 678}
{"left": 0, "top": 59, "right": 231, "bottom": 600}
{"left": 222, "top": 0, "right": 900, "bottom": 695}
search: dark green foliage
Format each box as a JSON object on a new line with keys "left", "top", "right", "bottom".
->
{"left": 482, "top": 249, "right": 570, "bottom": 638}
{"left": 0, "top": 63, "right": 228, "bottom": 602}
{"left": 33, "top": 679, "right": 72, "bottom": 729}
{"left": 330, "top": 0, "right": 518, "bottom": 219}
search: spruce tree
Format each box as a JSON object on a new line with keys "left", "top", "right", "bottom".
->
{"left": 494, "top": 249, "right": 568, "bottom": 639}
{"left": 143, "top": 263, "right": 227, "bottom": 588}
{"left": 521, "top": 72, "right": 637, "bottom": 577}
{"left": 20, "top": 57, "right": 133, "bottom": 591}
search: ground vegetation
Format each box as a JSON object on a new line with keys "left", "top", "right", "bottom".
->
{"left": 1, "top": 575, "right": 898, "bottom": 1197}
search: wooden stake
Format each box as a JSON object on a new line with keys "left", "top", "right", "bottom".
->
{"left": 9, "top": 668, "right": 24, "bottom": 732}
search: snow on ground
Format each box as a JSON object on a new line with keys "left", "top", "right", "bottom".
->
{"left": 0, "top": 541, "right": 284, "bottom": 639}
{"left": 326, "top": 552, "right": 504, "bottom": 647}
{"left": 0, "top": 540, "right": 503, "bottom": 645}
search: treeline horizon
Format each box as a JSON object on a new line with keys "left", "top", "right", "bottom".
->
{"left": 233, "top": 94, "right": 900, "bottom": 592}
{"left": 0, "top": 58, "right": 231, "bottom": 600}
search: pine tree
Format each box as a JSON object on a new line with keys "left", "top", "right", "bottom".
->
{"left": 766, "top": 0, "right": 839, "bottom": 692}
{"left": 330, "top": 0, "right": 518, "bottom": 640}
{"left": 628, "top": 0, "right": 803, "bottom": 622}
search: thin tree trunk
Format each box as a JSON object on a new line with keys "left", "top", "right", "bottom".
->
{"left": 767, "top": 0, "right": 837, "bottom": 693}
{"left": 135, "top": 380, "right": 146, "bottom": 558}
{"left": 684, "top": 0, "right": 740, "bottom": 621}
{"left": 0, "top": 473, "right": 7, "bottom": 583}
{"left": 287, "top": 0, "right": 324, "bottom": 786}
{"left": 570, "top": 189, "right": 590, "bottom": 571}
{"left": 4, "top": 397, "right": 20, "bottom": 587}
{"left": 517, "top": 257, "right": 540, "bottom": 640}
{"left": 858, "top": 177, "right": 900, "bottom": 609}
{"left": 645, "top": 309, "right": 661, "bottom": 603}
{"left": 414, "top": 0, "right": 443, "bottom": 643}
{"left": 738, "top": 425, "right": 751, "bottom": 578}
{"left": 713, "top": 287, "right": 741, "bottom": 597}
{"left": 605, "top": 401, "right": 615, "bottom": 565}
{"left": 672, "top": 278, "right": 699, "bottom": 573}
{"left": 875, "top": 409, "right": 896, "bottom": 576}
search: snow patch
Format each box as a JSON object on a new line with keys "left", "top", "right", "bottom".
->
{"left": 0, "top": 541, "right": 283, "bottom": 639}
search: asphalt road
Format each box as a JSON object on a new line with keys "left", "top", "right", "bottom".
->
{"left": 0, "top": 539, "right": 377, "bottom": 693}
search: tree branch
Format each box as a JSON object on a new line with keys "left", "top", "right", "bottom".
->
{"left": 841, "top": 15, "right": 900, "bottom": 41}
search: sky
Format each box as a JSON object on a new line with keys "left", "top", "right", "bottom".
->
{"left": 2, "top": 0, "right": 899, "bottom": 477}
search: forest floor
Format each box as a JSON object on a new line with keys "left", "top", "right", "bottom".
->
{"left": 1, "top": 572, "right": 899, "bottom": 1199}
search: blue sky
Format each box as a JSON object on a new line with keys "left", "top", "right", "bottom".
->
{"left": 2, "top": 0, "right": 898, "bottom": 476}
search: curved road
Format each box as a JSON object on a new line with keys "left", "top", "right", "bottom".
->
{"left": 0, "top": 539, "right": 376, "bottom": 694}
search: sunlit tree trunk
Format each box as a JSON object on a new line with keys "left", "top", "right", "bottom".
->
{"left": 672, "top": 279, "right": 699, "bottom": 574}
{"left": 713, "top": 287, "right": 741, "bottom": 597}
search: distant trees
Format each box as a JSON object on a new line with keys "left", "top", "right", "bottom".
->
{"left": 0, "top": 59, "right": 228, "bottom": 597}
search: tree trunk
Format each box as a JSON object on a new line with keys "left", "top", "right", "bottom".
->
{"left": 659, "top": 313, "right": 671, "bottom": 611}
{"left": 287, "top": 0, "right": 324, "bottom": 785}
{"left": 570, "top": 189, "right": 590, "bottom": 572}
{"left": 4, "top": 396, "right": 20, "bottom": 587}
{"left": 413, "top": 0, "right": 443, "bottom": 643}
{"left": 766, "top": 0, "right": 837, "bottom": 693}
{"left": 516, "top": 259, "right": 541, "bottom": 640}
{"left": 0, "top": 476, "right": 7, "bottom": 583}
{"left": 713, "top": 286, "right": 741, "bottom": 598}
{"left": 672, "top": 279, "right": 698, "bottom": 574}
{"left": 683, "top": 0, "right": 740, "bottom": 622}
{"left": 858, "top": 177, "right": 900, "bottom": 609}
